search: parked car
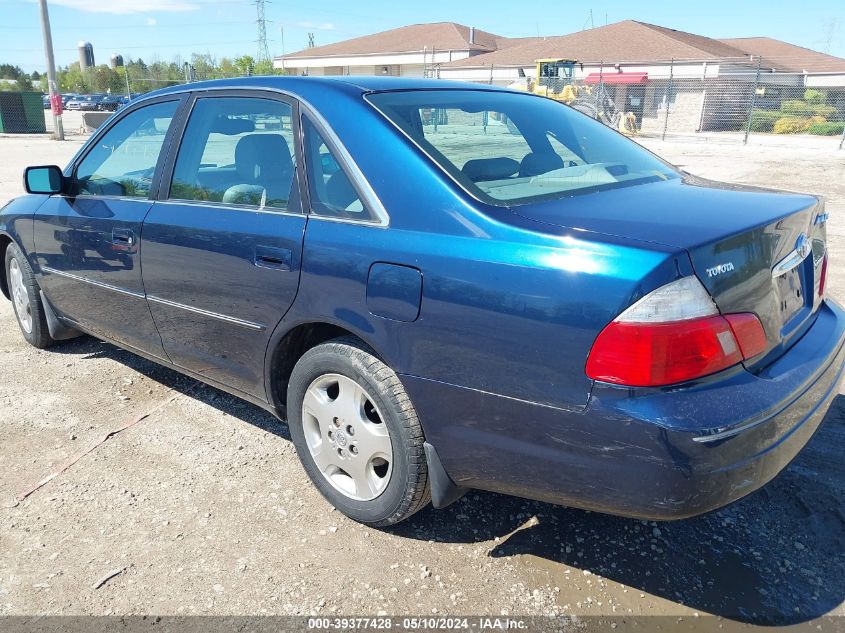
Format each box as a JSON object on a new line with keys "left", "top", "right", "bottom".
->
{"left": 43, "top": 93, "right": 75, "bottom": 110}
{"left": 65, "top": 94, "right": 105, "bottom": 111}
{"left": 97, "top": 95, "right": 124, "bottom": 112}
{"left": 3, "top": 77, "right": 843, "bottom": 527}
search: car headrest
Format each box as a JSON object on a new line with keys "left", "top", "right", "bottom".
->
{"left": 461, "top": 157, "right": 520, "bottom": 183}
{"left": 519, "top": 152, "right": 565, "bottom": 177}
{"left": 211, "top": 116, "right": 255, "bottom": 135}
{"left": 234, "top": 134, "right": 292, "bottom": 182}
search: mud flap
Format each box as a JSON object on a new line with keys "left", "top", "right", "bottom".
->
{"left": 424, "top": 441, "right": 468, "bottom": 509}
{"left": 39, "top": 290, "right": 82, "bottom": 341}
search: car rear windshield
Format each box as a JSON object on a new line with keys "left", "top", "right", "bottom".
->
{"left": 366, "top": 89, "right": 679, "bottom": 206}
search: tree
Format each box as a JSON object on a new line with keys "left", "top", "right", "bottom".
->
{"left": 15, "top": 74, "right": 34, "bottom": 91}
{"left": 233, "top": 55, "right": 256, "bottom": 76}
{"left": 89, "top": 65, "right": 123, "bottom": 93}
{"left": 30, "top": 70, "right": 41, "bottom": 81}
{"left": 253, "top": 59, "right": 276, "bottom": 76}
{"left": 219, "top": 57, "right": 236, "bottom": 77}
{"left": 59, "top": 62, "right": 90, "bottom": 93}
{"left": 190, "top": 53, "right": 217, "bottom": 80}
{"left": 0, "top": 63, "right": 24, "bottom": 80}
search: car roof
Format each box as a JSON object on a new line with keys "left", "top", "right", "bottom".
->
{"left": 144, "top": 75, "right": 507, "bottom": 100}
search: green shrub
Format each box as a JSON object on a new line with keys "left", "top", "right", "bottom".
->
{"left": 811, "top": 104, "right": 837, "bottom": 118}
{"left": 780, "top": 99, "right": 814, "bottom": 116}
{"left": 806, "top": 121, "right": 845, "bottom": 136}
{"left": 804, "top": 89, "right": 826, "bottom": 105}
{"left": 749, "top": 109, "right": 780, "bottom": 132}
{"left": 773, "top": 116, "right": 813, "bottom": 134}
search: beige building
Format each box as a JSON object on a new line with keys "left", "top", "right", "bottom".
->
{"left": 275, "top": 20, "right": 845, "bottom": 134}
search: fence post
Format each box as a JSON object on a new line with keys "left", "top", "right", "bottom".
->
{"left": 596, "top": 61, "right": 603, "bottom": 120}
{"left": 744, "top": 56, "right": 762, "bottom": 145}
{"left": 840, "top": 123, "right": 845, "bottom": 150}
{"left": 661, "top": 58, "right": 674, "bottom": 141}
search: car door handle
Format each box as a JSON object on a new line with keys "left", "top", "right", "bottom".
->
{"left": 255, "top": 245, "right": 292, "bottom": 271}
{"left": 111, "top": 228, "right": 135, "bottom": 251}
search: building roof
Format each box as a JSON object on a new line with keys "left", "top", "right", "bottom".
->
{"left": 281, "top": 22, "right": 508, "bottom": 59}
{"left": 719, "top": 37, "right": 845, "bottom": 73}
{"left": 277, "top": 19, "right": 845, "bottom": 75}
{"left": 440, "top": 20, "right": 752, "bottom": 68}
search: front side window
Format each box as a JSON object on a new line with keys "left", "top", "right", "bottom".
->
{"left": 75, "top": 100, "right": 178, "bottom": 198}
{"left": 169, "top": 97, "right": 296, "bottom": 210}
{"left": 303, "top": 117, "right": 373, "bottom": 222}
{"left": 367, "top": 89, "right": 679, "bottom": 205}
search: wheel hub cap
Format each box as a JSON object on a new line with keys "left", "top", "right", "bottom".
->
{"left": 301, "top": 373, "right": 393, "bottom": 502}
{"left": 9, "top": 258, "right": 33, "bottom": 335}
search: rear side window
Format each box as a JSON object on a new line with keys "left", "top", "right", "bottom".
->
{"left": 303, "top": 117, "right": 373, "bottom": 223}
{"left": 367, "top": 90, "right": 678, "bottom": 206}
{"left": 169, "top": 97, "right": 296, "bottom": 210}
{"left": 75, "top": 100, "right": 178, "bottom": 198}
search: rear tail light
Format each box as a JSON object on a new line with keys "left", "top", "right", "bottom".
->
{"left": 819, "top": 253, "right": 828, "bottom": 297}
{"left": 586, "top": 277, "right": 767, "bottom": 387}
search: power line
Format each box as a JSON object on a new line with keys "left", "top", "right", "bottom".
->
{"left": 0, "top": 20, "right": 255, "bottom": 30}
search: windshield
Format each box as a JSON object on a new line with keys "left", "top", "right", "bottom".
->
{"left": 366, "top": 89, "right": 679, "bottom": 206}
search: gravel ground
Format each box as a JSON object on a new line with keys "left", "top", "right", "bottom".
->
{"left": 1, "top": 127, "right": 844, "bottom": 624}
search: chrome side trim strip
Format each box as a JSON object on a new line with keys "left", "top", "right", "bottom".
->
{"left": 41, "top": 266, "right": 146, "bottom": 299}
{"left": 146, "top": 295, "right": 266, "bottom": 331}
{"left": 41, "top": 266, "right": 265, "bottom": 331}
{"left": 159, "top": 199, "right": 304, "bottom": 218}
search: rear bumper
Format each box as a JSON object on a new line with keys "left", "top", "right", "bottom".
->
{"left": 403, "top": 299, "right": 845, "bottom": 520}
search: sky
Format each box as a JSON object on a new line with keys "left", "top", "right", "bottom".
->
{"left": 1, "top": 0, "right": 843, "bottom": 73}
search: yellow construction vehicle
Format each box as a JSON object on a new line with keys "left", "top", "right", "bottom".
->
{"left": 514, "top": 58, "right": 639, "bottom": 136}
{"left": 509, "top": 58, "right": 581, "bottom": 102}
{"left": 508, "top": 58, "right": 638, "bottom": 136}
{"left": 531, "top": 58, "right": 581, "bottom": 102}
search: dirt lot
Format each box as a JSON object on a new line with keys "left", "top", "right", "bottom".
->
{"left": 1, "top": 127, "right": 845, "bottom": 625}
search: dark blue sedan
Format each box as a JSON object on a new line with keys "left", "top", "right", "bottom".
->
{"left": 2, "top": 77, "right": 843, "bottom": 526}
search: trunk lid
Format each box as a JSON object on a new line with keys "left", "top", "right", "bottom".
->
{"left": 512, "top": 177, "right": 828, "bottom": 368}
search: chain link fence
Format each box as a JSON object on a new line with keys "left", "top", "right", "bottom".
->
{"left": 551, "top": 57, "right": 845, "bottom": 148}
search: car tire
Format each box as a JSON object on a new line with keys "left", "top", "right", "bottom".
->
{"left": 287, "top": 337, "right": 430, "bottom": 527}
{"left": 4, "top": 243, "right": 55, "bottom": 349}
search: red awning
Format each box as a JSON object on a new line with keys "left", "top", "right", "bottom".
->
{"left": 584, "top": 72, "right": 648, "bottom": 85}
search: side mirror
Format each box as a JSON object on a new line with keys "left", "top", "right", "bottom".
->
{"left": 24, "top": 165, "right": 64, "bottom": 195}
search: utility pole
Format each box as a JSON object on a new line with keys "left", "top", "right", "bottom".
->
{"left": 255, "top": 0, "right": 270, "bottom": 65}
{"left": 123, "top": 65, "right": 132, "bottom": 98}
{"left": 37, "top": 0, "right": 63, "bottom": 140}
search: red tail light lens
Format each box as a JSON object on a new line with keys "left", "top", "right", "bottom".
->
{"left": 724, "top": 313, "right": 767, "bottom": 359}
{"left": 586, "top": 313, "right": 767, "bottom": 387}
